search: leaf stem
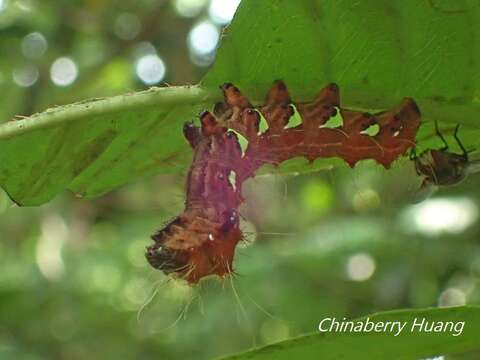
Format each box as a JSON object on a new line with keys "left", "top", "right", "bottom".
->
{"left": 0, "top": 85, "right": 219, "bottom": 140}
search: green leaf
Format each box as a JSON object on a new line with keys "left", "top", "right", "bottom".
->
{"left": 0, "top": 86, "right": 219, "bottom": 205}
{"left": 205, "top": 0, "right": 480, "bottom": 121}
{"left": 2, "top": 0, "right": 480, "bottom": 205}
{"left": 220, "top": 306, "right": 480, "bottom": 360}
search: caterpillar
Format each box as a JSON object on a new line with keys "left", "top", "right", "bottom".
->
{"left": 146, "top": 81, "right": 421, "bottom": 283}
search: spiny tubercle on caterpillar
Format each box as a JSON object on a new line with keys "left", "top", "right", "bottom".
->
{"left": 145, "top": 81, "right": 421, "bottom": 283}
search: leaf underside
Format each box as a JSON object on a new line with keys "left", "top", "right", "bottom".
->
{"left": 1, "top": 0, "right": 480, "bottom": 205}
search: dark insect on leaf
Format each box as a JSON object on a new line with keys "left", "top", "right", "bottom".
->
{"left": 411, "top": 121, "right": 478, "bottom": 201}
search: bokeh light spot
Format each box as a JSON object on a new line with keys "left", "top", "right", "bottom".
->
{"left": 208, "top": 0, "right": 241, "bottom": 24}
{"left": 21, "top": 32, "right": 47, "bottom": 59}
{"left": 50, "top": 57, "right": 78, "bottom": 86}
{"left": 346, "top": 253, "right": 376, "bottom": 281}
{"left": 438, "top": 287, "right": 466, "bottom": 307}
{"left": 403, "top": 197, "right": 478, "bottom": 236}
{"left": 174, "top": 0, "right": 208, "bottom": 18}
{"left": 36, "top": 215, "right": 67, "bottom": 281}
{"left": 12, "top": 65, "right": 38, "bottom": 87}
{"left": 302, "top": 180, "right": 334, "bottom": 215}
{"left": 352, "top": 188, "right": 380, "bottom": 212}
{"left": 135, "top": 54, "right": 166, "bottom": 85}
{"left": 188, "top": 20, "right": 219, "bottom": 57}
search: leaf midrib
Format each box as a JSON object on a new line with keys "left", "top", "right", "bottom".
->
{"left": 0, "top": 85, "right": 216, "bottom": 140}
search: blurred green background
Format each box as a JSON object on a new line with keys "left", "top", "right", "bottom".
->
{"left": 1, "top": 0, "right": 479, "bottom": 359}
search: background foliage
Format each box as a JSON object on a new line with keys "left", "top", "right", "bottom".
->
{"left": 1, "top": 0, "right": 480, "bottom": 359}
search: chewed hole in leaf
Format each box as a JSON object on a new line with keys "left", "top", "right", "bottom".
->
{"left": 362, "top": 123, "right": 380, "bottom": 136}
{"left": 258, "top": 112, "right": 269, "bottom": 133}
{"left": 229, "top": 171, "right": 237, "bottom": 190}
{"left": 284, "top": 105, "right": 302, "bottom": 128}
{"left": 322, "top": 107, "right": 342, "bottom": 128}
{"left": 231, "top": 129, "right": 248, "bottom": 156}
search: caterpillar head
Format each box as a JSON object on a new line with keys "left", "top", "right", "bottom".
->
{"left": 146, "top": 210, "right": 242, "bottom": 283}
